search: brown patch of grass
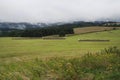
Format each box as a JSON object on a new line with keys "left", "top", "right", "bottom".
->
{"left": 74, "top": 26, "right": 120, "bottom": 34}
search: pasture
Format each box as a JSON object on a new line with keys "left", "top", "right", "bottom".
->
{"left": 0, "top": 29, "right": 120, "bottom": 62}
{"left": 73, "top": 26, "right": 120, "bottom": 34}
{"left": 0, "top": 29, "right": 120, "bottom": 80}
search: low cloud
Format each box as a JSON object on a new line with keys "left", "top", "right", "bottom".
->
{"left": 0, "top": 0, "right": 120, "bottom": 22}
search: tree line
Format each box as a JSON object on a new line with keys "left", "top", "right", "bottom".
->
{"left": 0, "top": 21, "right": 105, "bottom": 37}
{"left": 0, "top": 26, "right": 73, "bottom": 37}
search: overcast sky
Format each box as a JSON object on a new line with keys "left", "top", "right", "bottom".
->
{"left": 0, "top": 0, "right": 120, "bottom": 23}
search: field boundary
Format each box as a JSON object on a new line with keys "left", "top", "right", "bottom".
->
{"left": 78, "top": 39, "right": 110, "bottom": 42}
{"left": 42, "top": 37, "right": 66, "bottom": 40}
{"left": 12, "top": 37, "right": 42, "bottom": 40}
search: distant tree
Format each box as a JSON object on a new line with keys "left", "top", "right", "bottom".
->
{"left": 21, "top": 29, "right": 42, "bottom": 37}
{"left": 59, "top": 31, "right": 65, "bottom": 37}
{"left": 113, "top": 27, "right": 116, "bottom": 30}
{"left": 0, "top": 31, "right": 2, "bottom": 37}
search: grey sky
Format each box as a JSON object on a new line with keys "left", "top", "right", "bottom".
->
{"left": 0, "top": 0, "right": 120, "bottom": 23}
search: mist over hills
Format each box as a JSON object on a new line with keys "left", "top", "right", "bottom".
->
{"left": 0, "top": 19, "right": 119, "bottom": 31}
{"left": 0, "top": 20, "right": 120, "bottom": 37}
{"left": 0, "top": 22, "right": 46, "bottom": 30}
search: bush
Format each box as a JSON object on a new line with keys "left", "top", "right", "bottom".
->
{"left": 101, "top": 46, "right": 120, "bottom": 56}
{"left": 113, "top": 27, "right": 116, "bottom": 30}
{"left": 59, "top": 31, "right": 66, "bottom": 37}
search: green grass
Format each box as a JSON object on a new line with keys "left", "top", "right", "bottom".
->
{"left": 0, "top": 47, "right": 120, "bottom": 80}
{"left": 0, "top": 30, "right": 120, "bottom": 80}
{"left": 0, "top": 30, "right": 120, "bottom": 61}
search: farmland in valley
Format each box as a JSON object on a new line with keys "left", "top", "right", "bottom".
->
{"left": 0, "top": 29, "right": 120, "bottom": 80}
{"left": 0, "top": 29, "right": 119, "bottom": 60}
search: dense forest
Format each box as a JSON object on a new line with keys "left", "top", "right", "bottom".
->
{"left": 0, "top": 21, "right": 119, "bottom": 37}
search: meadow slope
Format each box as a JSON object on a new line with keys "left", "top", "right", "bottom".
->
{"left": 0, "top": 30, "right": 120, "bottom": 61}
{"left": 0, "top": 30, "right": 120, "bottom": 80}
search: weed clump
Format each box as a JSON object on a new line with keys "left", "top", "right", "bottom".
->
{"left": 101, "top": 46, "right": 120, "bottom": 56}
{"left": 0, "top": 47, "right": 120, "bottom": 80}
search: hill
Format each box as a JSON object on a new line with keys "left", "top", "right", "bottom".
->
{"left": 73, "top": 26, "right": 120, "bottom": 34}
{"left": 0, "top": 30, "right": 120, "bottom": 80}
{"left": 0, "top": 29, "right": 120, "bottom": 60}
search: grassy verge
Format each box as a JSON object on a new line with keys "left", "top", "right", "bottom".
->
{"left": 0, "top": 47, "right": 120, "bottom": 80}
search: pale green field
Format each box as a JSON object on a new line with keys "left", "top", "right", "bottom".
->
{"left": 0, "top": 30, "right": 120, "bottom": 62}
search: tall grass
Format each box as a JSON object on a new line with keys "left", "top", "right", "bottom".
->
{"left": 101, "top": 46, "right": 120, "bottom": 56}
{"left": 0, "top": 47, "right": 120, "bottom": 80}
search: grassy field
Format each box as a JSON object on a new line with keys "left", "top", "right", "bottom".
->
{"left": 0, "top": 29, "right": 120, "bottom": 61}
{"left": 0, "top": 29, "right": 120, "bottom": 80}
{"left": 73, "top": 26, "right": 120, "bottom": 34}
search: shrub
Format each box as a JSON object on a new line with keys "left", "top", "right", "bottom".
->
{"left": 101, "top": 46, "right": 120, "bottom": 56}
{"left": 59, "top": 31, "right": 66, "bottom": 37}
{"left": 113, "top": 27, "right": 116, "bottom": 30}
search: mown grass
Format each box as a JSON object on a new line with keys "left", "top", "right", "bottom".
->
{"left": 0, "top": 30, "right": 120, "bottom": 61}
{"left": 0, "top": 47, "right": 120, "bottom": 80}
{"left": 73, "top": 26, "right": 120, "bottom": 34}
{"left": 0, "top": 30, "right": 120, "bottom": 80}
